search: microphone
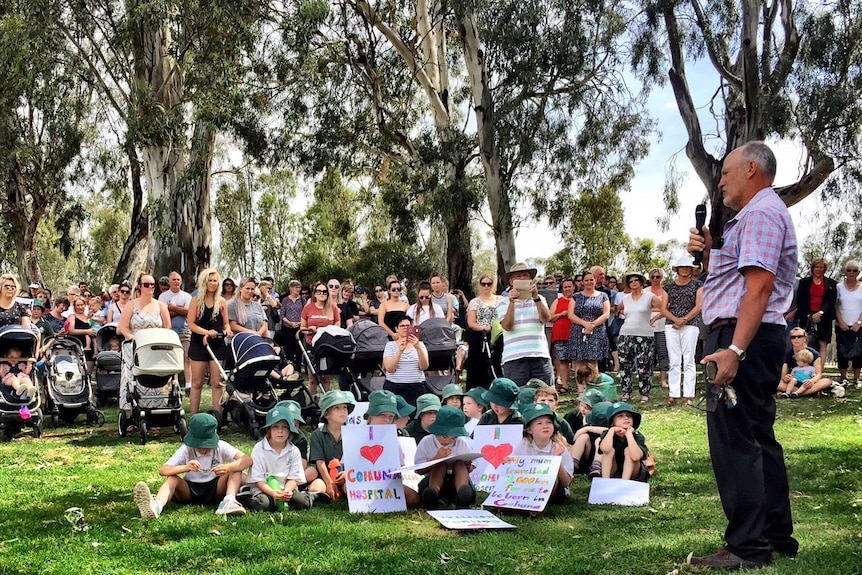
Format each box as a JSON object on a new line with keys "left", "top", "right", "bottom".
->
{"left": 693, "top": 204, "right": 707, "bottom": 266}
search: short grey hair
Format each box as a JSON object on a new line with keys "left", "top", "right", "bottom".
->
{"left": 741, "top": 141, "right": 777, "bottom": 180}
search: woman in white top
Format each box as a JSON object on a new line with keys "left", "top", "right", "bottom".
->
{"left": 382, "top": 314, "right": 429, "bottom": 407}
{"left": 616, "top": 272, "right": 663, "bottom": 403}
{"left": 835, "top": 260, "right": 862, "bottom": 386}
{"left": 647, "top": 267, "right": 669, "bottom": 388}
{"left": 407, "top": 282, "right": 444, "bottom": 326}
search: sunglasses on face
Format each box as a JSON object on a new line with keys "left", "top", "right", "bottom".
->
{"left": 140, "top": 282, "right": 155, "bottom": 288}
{"left": 847, "top": 269, "right": 859, "bottom": 273}
{"left": 790, "top": 335, "right": 805, "bottom": 339}
{"left": 119, "top": 289, "right": 130, "bottom": 294}
{"left": 328, "top": 284, "right": 340, "bottom": 289}
{"left": 651, "top": 275, "right": 662, "bottom": 279}
{"left": 418, "top": 295, "right": 430, "bottom": 300}
{"left": 375, "top": 288, "right": 384, "bottom": 293}
{"left": 390, "top": 287, "right": 402, "bottom": 292}
{"left": 480, "top": 282, "right": 493, "bottom": 287}
{"left": 315, "top": 290, "right": 327, "bottom": 295}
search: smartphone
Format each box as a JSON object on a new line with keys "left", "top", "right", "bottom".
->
{"left": 512, "top": 279, "right": 533, "bottom": 300}
{"left": 406, "top": 325, "right": 421, "bottom": 339}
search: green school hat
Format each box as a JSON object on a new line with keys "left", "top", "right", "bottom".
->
{"left": 275, "top": 400, "right": 305, "bottom": 424}
{"left": 578, "top": 388, "right": 606, "bottom": 408}
{"left": 395, "top": 394, "right": 415, "bottom": 418}
{"left": 441, "top": 383, "right": 464, "bottom": 400}
{"left": 426, "top": 406, "right": 468, "bottom": 437}
{"left": 184, "top": 413, "right": 220, "bottom": 449}
{"left": 415, "top": 393, "right": 442, "bottom": 416}
{"left": 520, "top": 402, "right": 559, "bottom": 430}
{"left": 318, "top": 390, "right": 356, "bottom": 416}
{"left": 365, "top": 389, "right": 399, "bottom": 417}
{"left": 586, "top": 401, "right": 613, "bottom": 427}
{"left": 606, "top": 401, "right": 642, "bottom": 429}
{"left": 263, "top": 405, "right": 298, "bottom": 434}
{"left": 525, "top": 378, "right": 547, "bottom": 389}
{"left": 465, "top": 387, "right": 489, "bottom": 409}
{"left": 483, "top": 378, "right": 519, "bottom": 409}
{"left": 517, "top": 387, "right": 537, "bottom": 407}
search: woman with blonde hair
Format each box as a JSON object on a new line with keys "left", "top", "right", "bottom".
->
{"left": 187, "top": 268, "right": 233, "bottom": 415}
{"left": 465, "top": 273, "right": 503, "bottom": 390}
{"left": 227, "top": 277, "right": 268, "bottom": 337}
{"left": 0, "top": 274, "right": 31, "bottom": 329}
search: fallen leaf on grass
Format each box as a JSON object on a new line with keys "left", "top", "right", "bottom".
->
{"left": 121, "top": 526, "right": 132, "bottom": 534}
{"left": 439, "top": 553, "right": 450, "bottom": 564}
{"left": 91, "top": 541, "right": 100, "bottom": 548}
{"left": 208, "top": 529, "right": 221, "bottom": 536}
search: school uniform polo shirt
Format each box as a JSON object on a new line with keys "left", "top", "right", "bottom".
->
{"left": 477, "top": 410, "right": 525, "bottom": 426}
{"left": 513, "top": 439, "right": 575, "bottom": 476}
{"left": 308, "top": 426, "right": 343, "bottom": 464}
{"left": 247, "top": 437, "right": 305, "bottom": 494}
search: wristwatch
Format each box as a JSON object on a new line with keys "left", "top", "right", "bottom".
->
{"left": 728, "top": 344, "right": 746, "bottom": 361}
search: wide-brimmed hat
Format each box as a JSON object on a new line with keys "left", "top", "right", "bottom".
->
{"left": 415, "top": 393, "right": 442, "bottom": 416}
{"left": 184, "top": 413, "right": 220, "bottom": 449}
{"left": 275, "top": 400, "right": 305, "bottom": 424}
{"left": 520, "top": 402, "right": 559, "bottom": 429}
{"left": 578, "top": 388, "right": 606, "bottom": 408}
{"left": 318, "top": 390, "right": 356, "bottom": 416}
{"left": 607, "top": 401, "right": 642, "bottom": 429}
{"left": 671, "top": 254, "right": 696, "bottom": 271}
{"left": 426, "top": 406, "right": 468, "bottom": 437}
{"left": 263, "top": 405, "right": 298, "bottom": 433}
{"left": 395, "top": 394, "right": 415, "bottom": 418}
{"left": 586, "top": 401, "right": 613, "bottom": 427}
{"left": 503, "top": 262, "right": 538, "bottom": 284}
{"left": 365, "top": 390, "right": 399, "bottom": 417}
{"left": 525, "top": 378, "right": 548, "bottom": 390}
{"left": 517, "top": 387, "right": 537, "bottom": 407}
{"left": 31, "top": 298, "right": 45, "bottom": 310}
{"left": 441, "top": 383, "right": 464, "bottom": 400}
{"left": 483, "top": 378, "right": 519, "bottom": 409}
{"left": 464, "top": 387, "right": 489, "bottom": 409}
{"left": 623, "top": 271, "right": 647, "bottom": 285}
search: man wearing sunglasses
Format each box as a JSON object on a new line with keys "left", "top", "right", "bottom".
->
{"left": 687, "top": 142, "right": 798, "bottom": 570}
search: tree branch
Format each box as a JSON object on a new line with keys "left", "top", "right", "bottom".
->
{"left": 775, "top": 155, "right": 835, "bottom": 207}
{"left": 689, "top": 0, "right": 743, "bottom": 90}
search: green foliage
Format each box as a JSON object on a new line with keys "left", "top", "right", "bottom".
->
{"left": 214, "top": 174, "right": 256, "bottom": 277}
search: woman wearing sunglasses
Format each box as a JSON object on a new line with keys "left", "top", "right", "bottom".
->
{"left": 300, "top": 283, "right": 341, "bottom": 396}
{"left": 0, "top": 274, "right": 31, "bottom": 329}
{"left": 107, "top": 281, "right": 133, "bottom": 323}
{"left": 464, "top": 273, "right": 503, "bottom": 390}
{"left": 377, "top": 279, "right": 410, "bottom": 339}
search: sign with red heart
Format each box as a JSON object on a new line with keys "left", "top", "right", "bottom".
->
{"left": 481, "top": 443, "right": 513, "bottom": 468}
{"left": 360, "top": 444, "right": 385, "bottom": 465}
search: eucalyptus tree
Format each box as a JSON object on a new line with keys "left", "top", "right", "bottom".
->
{"left": 633, "top": 0, "right": 862, "bottom": 233}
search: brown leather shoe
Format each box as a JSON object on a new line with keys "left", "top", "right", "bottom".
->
{"left": 689, "top": 548, "right": 765, "bottom": 570}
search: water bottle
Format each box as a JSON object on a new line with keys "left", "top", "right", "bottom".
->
{"left": 266, "top": 476, "right": 285, "bottom": 510}
{"left": 328, "top": 459, "right": 344, "bottom": 498}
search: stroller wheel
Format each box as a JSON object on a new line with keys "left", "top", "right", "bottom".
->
{"left": 50, "top": 413, "right": 59, "bottom": 428}
{"left": 139, "top": 419, "right": 148, "bottom": 445}
{"left": 118, "top": 411, "right": 128, "bottom": 437}
{"left": 177, "top": 417, "right": 188, "bottom": 439}
{"left": 32, "top": 418, "right": 43, "bottom": 439}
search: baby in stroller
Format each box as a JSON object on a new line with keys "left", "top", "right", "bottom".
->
{"left": 1, "top": 347, "right": 37, "bottom": 398}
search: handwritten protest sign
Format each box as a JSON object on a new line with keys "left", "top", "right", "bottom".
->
{"left": 588, "top": 477, "right": 650, "bottom": 506}
{"left": 427, "top": 509, "right": 516, "bottom": 530}
{"left": 469, "top": 424, "right": 523, "bottom": 492}
{"left": 345, "top": 402, "right": 369, "bottom": 425}
{"left": 483, "top": 455, "right": 562, "bottom": 513}
{"left": 342, "top": 424, "right": 406, "bottom": 513}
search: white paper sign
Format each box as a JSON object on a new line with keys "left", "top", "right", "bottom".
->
{"left": 427, "top": 509, "right": 516, "bottom": 530}
{"left": 397, "top": 437, "right": 422, "bottom": 492}
{"left": 483, "top": 455, "right": 562, "bottom": 513}
{"left": 469, "top": 424, "right": 523, "bottom": 492}
{"left": 397, "top": 452, "right": 484, "bottom": 475}
{"left": 588, "top": 477, "right": 650, "bottom": 506}
{"left": 345, "top": 402, "right": 369, "bottom": 425}
{"left": 342, "top": 424, "right": 407, "bottom": 513}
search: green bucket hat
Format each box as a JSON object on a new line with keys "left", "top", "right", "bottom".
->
{"left": 426, "top": 406, "right": 468, "bottom": 437}
{"left": 184, "top": 413, "right": 220, "bottom": 449}
{"left": 483, "top": 378, "right": 519, "bottom": 409}
{"left": 275, "top": 399, "right": 305, "bottom": 424}
{"left": 520, "top": 402, "right": 559, "bottom": 429}
{"left": 263, "top": 405, "right": 298, "bottom": 433}
{"left": 525, "top": 378, "right": 547, "bottom": 389}
{"left": 441, "top": 383, "right": 464, "bottom": 400}
{"left": 415, "top": 393, "right": 442, "bottom": 416}
{"left": 395, "top": 394, "right": 415, "bottom": 418}
{"left": 586, "top": 401, "right": 613, "bottom": 427}
{"left": 365, "top": 389, "right": 399, "bottom": 417}
{"left": 465, "top": 387, "right": 489, "bottom": 409}
{"left": 577, "top": 388, "right": 607, "bottom": 408}
{"left": 517, "top": 387, "right": 537, "bottom": 407}
{"left": 606, "top": 401, "right": 642, "bottom": 429}
{"left": 318, "top": 390, "right": 356, "bottom": 416}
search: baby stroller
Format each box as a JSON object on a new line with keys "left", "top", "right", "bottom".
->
{"left": 118, "top": 328, "right": 187, "bottom": 445}
{"left": 43, "top": 335, "right": 104, "bottom": 428}
{"left": 220, "top": 332, "right": 284, "bottom": 439}
{"left": 0, "top": 325, "right": 43, "bottom": 440}
{"left": 93, "top": 323, "right": 122, "bottom": 406}
{"left": 349, "top": 319, "right": 389, "bottom": 393}
{"left": 297, "top": 325, "right": 365, "bottom": 401}
{"left": 419, "top": 318, "right": 458, "bottom": 395}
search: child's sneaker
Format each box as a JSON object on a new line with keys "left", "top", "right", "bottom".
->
{"left": 789, "top": 391, "right": 799, "bottom": 399}
{"left": 134, "top": 481, "right": 161, "bottom": 519}
{"left": 779, "top": 392, "right": 791, "bottom": 399}
{"left": 215, "top": 497, "right": 246, "bottom": 516}
{"left": 588, "top": 462, "right": 602, "bottom": 478}
{"left": 421, "top": 487, "right": 440, "bottom": 509}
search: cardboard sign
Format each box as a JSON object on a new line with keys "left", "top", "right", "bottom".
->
{"left": 398, "top": 452, "right": 484, "bottom": 475}
{"left": 427, "top": 509, "right": 516, "bottom": 530}
{"left": 342, "top": 424, "right": 406, "bottom": 513}
{"left": 469, "top": 424, "right": 523, "bottom": 492}
{"left": 397, "top": 437, "right": 422, "bottom": 492}
{"left": 483, "top": 455, "right": 562, "bottom": 513}
{"left": 588, "top": 477, "right": 650, "bottom": 506}
{"left": 345, "top": 402, "right": 369, "bottom": 425}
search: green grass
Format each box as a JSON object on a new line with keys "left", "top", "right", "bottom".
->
{"left": 1, "top": 383, "right": 861, "bottom": 575}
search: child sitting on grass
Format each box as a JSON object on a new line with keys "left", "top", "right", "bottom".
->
{"left": 570, "top": 394, "right": 612, "bottom": 476}
{"left": 477, "top": 378, "right": 525, "bottom": 425}
{"left": 462, "top": 387, "right": 487, "bottom": 422}
{"left": 598, "top": 402, "right": 650, "bottom": 482}
{"left": 534, "top": 384, "right": 575, "bottom": 444}
{"left": 414, "top": 405, "right": 476, "bottom": 509}
{"left": 394, "top": 394, "right": 415, "bottom": 436}
{"left": 244, "top": 404, "right": 327, "bottom": 511}
{"left": 308, "top": 390, "right": 356, "bottom": 500}
{"left": 782, "top": 348, "right": 816, "bottom": 399}
{"left": 274, "top": 399, "right": 318, "bottom": 485}
{"left": 364, "top": 389, "right": 420, "bottom": 507}
{"left": 1, "top": 347, "right": 37, "bottom": 398}
{"left": 441, "top": 383, "right": 464, "bottom": 409}
{"left": 405, "top": 393, "right": 441, "bottom": 443}
{"left": 133, "top": 413, "right": 251, "bottom": 519}
{"left": 564, "top": 388, "right": 607, "bottom": 435}
{"left": 514, "top": 402, "right": 573, "bottom": 504}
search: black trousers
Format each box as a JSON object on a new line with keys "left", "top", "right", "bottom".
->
{"left": 464, "top": 329, "right": 492, "bottom": 391}
{"left": 705, "top": 322, "right": 796, "bottom": 563}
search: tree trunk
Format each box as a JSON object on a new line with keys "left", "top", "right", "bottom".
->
{"left": 114, "top": 138, "right": 150, "bottom": 283}
{"left": 5, "top": 158, "right": 44, "bottom": 286}
{"left": 181, "top": 119, "right": 215, "bottom": 287}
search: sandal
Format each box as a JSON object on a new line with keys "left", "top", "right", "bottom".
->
{"left": 558, "top": 386, "right": 570, "bottom": 394}
{"left": 640, "top": 396, "right": 650, "bottom": 404}
{"left": 621, "top": 394, "right": 631, "bottom": 402}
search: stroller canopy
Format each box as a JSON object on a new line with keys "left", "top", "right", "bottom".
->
{"left": 97, "top": 323, "right": 119, "bottom": 350}
{"left": 231, "top": 332, "right": 281, "bottom": 371}
{"left": 418, "top": 318, "right": 457, "bottom": 353}
{"left": 349, "top": 320, "right": 389, "bottom": 357}
{"left": 131, "top": 328, "right": 184, "bottom": 377}
{"left": 0, "top": 324, "right": 37, "bottom": 357}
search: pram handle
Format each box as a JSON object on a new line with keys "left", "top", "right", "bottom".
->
{"left": 203, "top": 333, "right": 230, "bottom": 382}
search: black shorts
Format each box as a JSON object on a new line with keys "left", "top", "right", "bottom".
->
{"left": 183, "top": 477, "right": 221, "bottom": 505}
{"left": 188, "top": 338, "right": 228, "bottom": 362}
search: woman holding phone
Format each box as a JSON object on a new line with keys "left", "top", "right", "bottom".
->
{"left": 382, "top": 314, "right": 429, "bottom": 406}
